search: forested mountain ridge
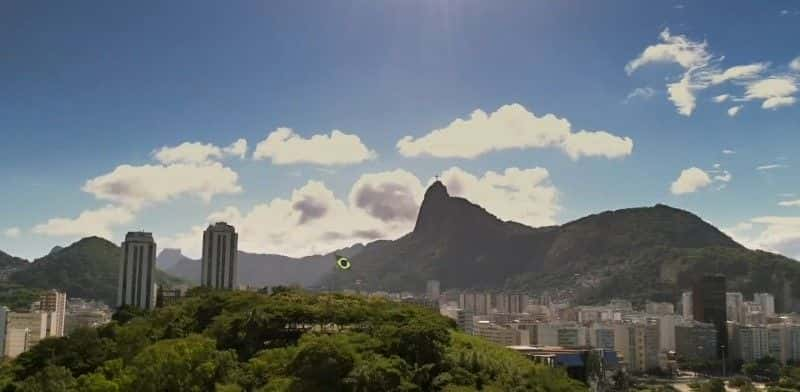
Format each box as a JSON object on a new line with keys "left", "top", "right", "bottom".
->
{"left": 325, "top": 181, "right": 800, "bottom": 310}
{"left": 163, "top": 244, "right": 364, "bottom": 288}
{"left": 7, "top": 237, "right": 182, "bottom": 305}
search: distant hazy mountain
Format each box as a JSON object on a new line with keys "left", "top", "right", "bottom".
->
{"left": 162, "top": 244, "right": 364, "bottom": 288}
{"left": 157, "top": 248, "right": 185, "bottom": 270}
{"left": 8, "top": 237, "right": 183, "bottom": 305}
{"left": 323, "top": 181, "right": 800, "bottom": 311}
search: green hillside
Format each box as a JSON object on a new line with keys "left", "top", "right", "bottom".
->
{"left": 0, "top": 289, "right": 584, "bottom": 391}
{"left": 325, "top": 181, "right": 800, "bottom": 310}
{"left": 9, "top": 237, "right": 184, "bottom": 306}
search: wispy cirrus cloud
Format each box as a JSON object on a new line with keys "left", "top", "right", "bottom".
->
{"left": 756, "top": 163, "right": 789, "bottom": 171}
{"left": 627, "top": 28, "right": 796, "bottom": 115}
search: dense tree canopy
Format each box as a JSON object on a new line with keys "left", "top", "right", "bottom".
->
{"left": 0, "top": 289, "right": 584, "bottom": 391}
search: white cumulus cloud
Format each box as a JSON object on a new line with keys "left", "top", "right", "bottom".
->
{"left": 32, "top": 205, "right": 134, "bottom": 239}
{"left": 3, "top": 227, "right": 21, "bottom": 238}
{"left": 253, "top": 127, "right": 376, "bottom": 166}
{"left": 670, "top": 167, "right": 713, "bottom": 195}
{"left": 163, "top": 166, "right": 561, "bottom": 258}
{"left": 154, "top": 142, "right": 222, "bottom": 164}
{"left": 713, "top": 94, "right": 730, "bottom": 103}
{"left": 153, "top": 139, "right": 249, "bottom": 164}
{"left": 224, "top": 139, "right": 248, "bottom": 159}
{"left": 725, "top": 216, "right": 800, "bottom": 259}
{"left": 439, "top": 167, "right": 559, "bottom": 227}
{"left": 779, "top": 199, "right": 800, "bottom": 207}
{"left": 396, "top": 103, "right": 633, "bottom": 160}
{"left": 790, "top": 56, "right": 800, "bottom": 71}
{"left": 667, "top": 74, "right": 700, "bottom": 116}
{"left": 745, "top": 77, "right": 798, "bottom": 110}
{"left": 762, "top": 96, "right": 797, "bottom": 110}
{"left": 83, "top": 162, "right": 242, "bottom": 210}
{"left": 727, "top": 105, "right": 743, "bottom": 117}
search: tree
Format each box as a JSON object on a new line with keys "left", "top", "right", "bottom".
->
{"left": 742, "top": 356, "right": 781, "bottom": 381}
{"left": 74, "top": 373, "right": 119, "bottom": 392}
{"left": 611, "top": 369, "right": 633, "bottom": 392}
{"left": 121, "top": 335, "right": 239, "bottom": 392}
{"left": 345, "top": 355, "right": 413, "bottom": 392}
{"left": 287, "top": 334, "right": 357, "bottom": 392}
{"left": 17, "top": 366, "right": 76, "bottom": 392}
{"left": 111, "top": 305, "right": 148, "bottom": 324}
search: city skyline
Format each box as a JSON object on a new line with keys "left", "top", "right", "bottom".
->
{"left": 2, "top": 1, "right": 800, "bottom": 262}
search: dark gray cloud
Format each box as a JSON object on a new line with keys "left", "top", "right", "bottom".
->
{"left": 292, "top": 196, "right": 329, "bottom": 225}
{"left": 353, "top": 182, "right": 418, "bottom": 222}
{"left": 322, "top": 229, "right": 384, "bottom": 242}
{"left": 352, "top": 229, "right": 383, "bottom": 240}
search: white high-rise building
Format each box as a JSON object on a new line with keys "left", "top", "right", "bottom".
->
{"left": 726, "top": 292, "right": 744, "bottom": 323}
{"left": 681, "top": 291, "right": 693, "bottom": 320}
{"left": 474, "top": 292, "right": 491, "bottom": 315}
{"left": 39, "top": 290, "right": 66, "bottom": 337}
{"left": 202, "top": 222, "right": 239, "bottom": 290}
{"left": 754, "top": 293, "right": 775, "bottom": 317}
{"left": 118, "top": 232, "right": 157, "bottom": 310}
{"left": 0, "top": 307, "right": 8, "bottom": 357}
{"left": 656, "top": 315, "right": 678, "bottom": 352}
{"left": 730, "top": 324, "right": 770, "bottom": 362}
{"left": 426, "top": 280, "right": 440, "bottom": 301}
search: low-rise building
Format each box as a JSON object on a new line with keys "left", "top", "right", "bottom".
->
{"left": 474, "top": 321, "right": 521, "bottom": 346}
{"left": 645, "top": 301, "right": 675, "bottom": 315}
{"left": 4, "top": 312, "right": 46, "bottom": 358}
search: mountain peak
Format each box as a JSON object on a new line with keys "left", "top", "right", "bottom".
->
{"left": 157, "top": 248, "right": 186, "bottom": 270}
{"left": 412, "top": 180, "right": 509, "bottom": 237}
{"left": 424, "top": 180, "right": 449, "bottom": 200}
{"left": 413, "top": 181, "right": 452, "bottom": 234}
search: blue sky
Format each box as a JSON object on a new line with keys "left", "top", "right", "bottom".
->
{"left": 1, "top": 0, "right": 799, "bottom": 260}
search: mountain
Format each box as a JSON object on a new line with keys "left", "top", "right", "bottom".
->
{"left": 0, "top": 250, "right": 28, "bottom": 269}
{"left": 324, "top": 181, "right": 800, "bottom": 311}
{"left": 163, "top": 244, "right": 364, "bottom": 288}
{"left": 156, "top": 248, "right": 185, "bottom": 270}
{"left": 9, "top": 237, "right": 183, "bottom": 305}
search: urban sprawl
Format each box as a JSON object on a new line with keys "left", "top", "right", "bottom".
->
{"left": 5, "top": 222, "right": 799, "bottom": 387}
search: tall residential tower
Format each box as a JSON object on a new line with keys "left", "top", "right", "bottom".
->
{"left": 117, "top": 232, "right": 157, "bottom": 310}
{"left": 202, "top": 222, "right": 238, "bottom": 290}
{"left": 692, "top": 275, "right": 728, "bottom": 359}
